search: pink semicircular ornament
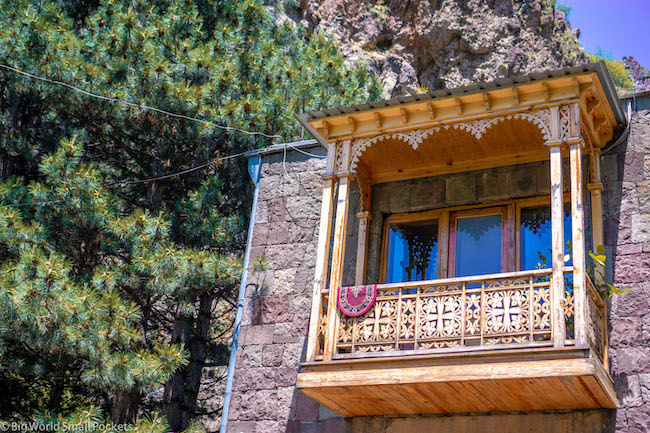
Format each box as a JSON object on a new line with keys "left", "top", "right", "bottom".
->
{"left": 337, "top": 284, "right": 377, "bottom": 317}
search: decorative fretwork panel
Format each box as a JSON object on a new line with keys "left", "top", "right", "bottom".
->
{"left": 586, "top": 277, "right": 607, "bottom": 364}
{"left": 335, "top": 269, "right": 566, "bottom": 356}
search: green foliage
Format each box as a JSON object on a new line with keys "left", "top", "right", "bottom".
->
{"left": 0, "top": 0, "right": 381, "bottom": 428}
{"left": 588, "top": 245, "right": 630, "bottom": 297}
{"left": 555, "top": 1, "right": 572, "bottom": 21}
{"left": 588, "top": 48, "right": 635, "bottom": 94}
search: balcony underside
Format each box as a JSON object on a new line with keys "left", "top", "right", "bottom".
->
{"left": 297, "top": 347, "right": 616, "bottom": 417}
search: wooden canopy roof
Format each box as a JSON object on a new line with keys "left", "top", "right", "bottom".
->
{"left": 296, "top": 62, "right": 624, "bottom": 184}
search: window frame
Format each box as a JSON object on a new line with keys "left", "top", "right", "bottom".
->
{"left": 379, "top": 195, "right": 572, "bottom": 284}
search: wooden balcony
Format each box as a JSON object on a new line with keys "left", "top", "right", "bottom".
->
{"left": 297, "top": 269, "right": 615, "bottom": 416}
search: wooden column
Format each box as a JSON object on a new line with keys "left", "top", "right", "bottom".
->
{"left": 569, "top": 104, "right": 587, "bottom": 347}
{"left": 355, "top": 212, "right": 371, "bottom": 286}
{"left": 306, "top": 143, "right": 337, "bottom": 361}
{"left": 549, "top": 106, "right": 566, "bottom": 348}
{"left": 323, "top": 140, "right": 352, "bottom": 361}
{"left": 588, "top": 149, "right": 605, "bottom": 285}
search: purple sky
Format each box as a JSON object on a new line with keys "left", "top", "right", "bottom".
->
{"left": 561, "top": 0, "right": 650, "bottom": 67}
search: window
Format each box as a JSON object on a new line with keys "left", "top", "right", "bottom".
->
{"left": 385, "top": 219, "right": 438, "bottom": 283}
{"left": 381, "top": 197, "right": 573, "bottom": 283}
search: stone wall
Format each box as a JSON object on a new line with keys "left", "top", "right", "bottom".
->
{"left": 225, "top": 97, "right": 650, "bottom": 433}
{"left": 603, "top": 98, "right": 650, "bottom": 433}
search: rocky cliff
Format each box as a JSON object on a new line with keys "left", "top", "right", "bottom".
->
{"left": 285, "top": 0, "right": 588, "bottom": 98}
{"left": 624, "top": 56, "right": 650, "bottom": 93}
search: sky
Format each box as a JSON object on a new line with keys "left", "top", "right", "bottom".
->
{"left": 561, "top": 0, "right": 650, "bottom": 67}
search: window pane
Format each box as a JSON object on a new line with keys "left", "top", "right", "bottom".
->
{"left": 521, "top": 206, "right": 572, "bottom": 271}
{"left": 455, "top": 214, "right": 501, "bottom": 277}
{"left": 386, "top": 220, "right": 438, "bottom": 283}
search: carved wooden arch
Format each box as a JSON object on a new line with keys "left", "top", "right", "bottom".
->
{"left": 349, "top": 108, "right": 555, "bottom": 174}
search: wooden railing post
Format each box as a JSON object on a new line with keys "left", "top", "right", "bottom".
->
{"left": 569, "top": 103, "right": 587, "bottom": 347}
{"left": 323, "top": 140, "right": 352, "bottom": 361}
{"left": 305, "top": 141, "right": 337, "bottom": 361}
{"left": 548, "top": 106, "right": 566, "bottom": 347}
{"left": 588, "top": 148, "right": 605, "bottom": 286}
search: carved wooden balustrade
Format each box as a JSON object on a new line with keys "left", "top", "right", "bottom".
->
{"left": 315, "top": 268, "right": 607, "bottom": 364}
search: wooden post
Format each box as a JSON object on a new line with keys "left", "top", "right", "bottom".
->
{"left": 588, "top": 149, "right": 605, "bottom": 285}
{"left": 355, "top": 212, "right": 371, "bottom": 286}
{"left": 305, "top": 148, "right": 337, "bottom": 361}
{"left": 549, "top": 106, "right": 566, "bottom": 348}
{"left": 323, "top": 140, "right": 352, "bottom": 361}
{"left": 569, "top": 104, "right": 587, "bottom": 347}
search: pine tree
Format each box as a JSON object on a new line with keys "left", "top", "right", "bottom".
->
{"left": 0, "top": 0, "right": 381, "bottom": 429}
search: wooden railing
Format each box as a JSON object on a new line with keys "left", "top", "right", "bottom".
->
{"left": 586, "top": 275, "right": 608, "bottom": 367}
{"left": 314, "top": 268, "right": 607, "bottom": 362}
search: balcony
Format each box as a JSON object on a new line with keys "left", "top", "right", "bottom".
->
{"left": 297, "top": 269, "right": 613, "bottom": 416}
{"left": 295, "top": 66, "right": 621, "bottom": 416}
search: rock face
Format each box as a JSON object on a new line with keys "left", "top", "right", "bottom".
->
{"left": 288, "top": 0, "right": 587, "bottom": 98}
{"left": 624, "top": 56, "right": 650, "bottom": 93}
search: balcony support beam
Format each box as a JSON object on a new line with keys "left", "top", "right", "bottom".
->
{"left": 548, "top": 106, "right": 566, "bottom": 348}
{"left": 306, "top": 144, "right": 337, "bottom": 362}
{"left": 569, "top": 104, "right": 587, "bottom": 348}
{"left": 323, "top": 140, "right": 352, "bottom": 361}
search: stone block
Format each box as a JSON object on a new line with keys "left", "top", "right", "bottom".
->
{"left": 256, "top": 199, "right": 269, "bottom": 224}
{"left": 267, "top": 221, "right": 289, "bottom": 245}
{"left": 627, "top": 404, "right": 650, "bottom": 433}
{"left": 273, "top": 322, "right": 301, "bottom": 344}
{"left": 276, "top": 386, "right": 295, "bottom": 420}
{"left": 288, "top": 223, "right": 316, "bottom": 244}
{"left": 285, "top": 196, "right": 322, "bottom": 221}
{"left": 601, "top": 154, "right": 619, "bottom": 183}
{"left": 265, "top": 244, "right": 307, "bottom": 270}
{"left": 614, "top": 254, "right": 650, "bottom": 284}
{"left": 293, "top": 266, "right": 316, "bottom": 295}
{"left": 616, "top": 374, "right": 644, "bottom": 408}
{"left": 240, "top": 325, "right": 274, "bottom": 345}
{"left": 509, "top": 165, "right": 538, "bottom": 198}
{"left": 536, "top": 163, "right": 551, "bottom": 195}
{"left": 297, "top": 171, "right": 324, "bottom": 197}
{"left": 410, "top": 178, "right": 444, "bottom": 210}
{"left": 268, "top": 198, "right": 286, "bottom": 223}
{"left": 477, "top": 169, "right": 510, "bottom": 202}
{"left": 252, "top": 295, "right": 290, "bottom": 325}
{"left": 262, "top": 344, "right": 284, "bottom": 367}
{"left": 241, "top": 345, "right": 263, "bottom": 368}
{"left": 282, "top": 342, "right": 304, "bottom": 368}
{"left": 609, "top": 317, "right": 643, "bottom": 347}
{"left": 238, "top": 389, "right": 278, "bottom": 420}
{"left": 318, "top": 405, "right": 340, "bottom": 421}
{"left": 275, "top": 367, "right": 298, "bottom": 387}
{"left": 389, "top": 180, "right": 411, "bottom": 213}
{"left": 639, "top": 373, "right": 650, "bottom": 403}
{"left": 617, "top": 243, "right": 643, "bottom": 256}
{"left": 610, "top": 283, "right": 649, "bottom": 316}
{"left": 226, "top": 421, "right": 257, "bottom": 433}
{"left": 446, "top": 173, "right": 476, "bottom": 205}
{"left": 623, "top": 151, "right": 645, "bottom": 182}
{"left": 252, "top": 223, "right": 269, "bottom": 246}
{"left": 372, "top": 184, "right": 390, "bottom": 213}
{"left": 631, "top": 214, "right": 650, "bottom": 244}
{"left": 605, "top": 182, "right": 639, "bottom": 216}
{"left": 246, "top": 271, "right": 274, "bottom": 297}
{"left": 273, "top": 268, "right": 297, "bottom": 295}
{"left": 323, "top": 417, "right": 350, "bottom": 433}
{"left": 294, "top": 393, "right": 320, "bottom": 422}
{"left": 617, "top": 347, "right": 650, "bottom": 374}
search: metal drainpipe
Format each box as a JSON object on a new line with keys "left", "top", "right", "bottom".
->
{"left": 220, "top": 154, "right": 262, "bottom": 433}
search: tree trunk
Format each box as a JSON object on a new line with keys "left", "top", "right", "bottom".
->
{"left": 111, "top": 390, "right": 141, "bottom": 425}
{"left": 163, "top": 291, "right": 214, "bottom": 431}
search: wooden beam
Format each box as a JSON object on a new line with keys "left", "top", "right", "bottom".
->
{"left": 572, "top": 78, "right": 580, "bottom": 98}
{"left": 512, "top": 86, "right": 520, "bottom": 105}
{"left": 322, "top": 120, "right": 330, "bottom": 137}
{"left": 482, "top": 93, "right": 491, "bottom": 111}
{"left": 454, "top": 98, "right": 463, "bottom": 115}
{"left": 541, "top": 82, "right": 550, "bottom": 101}
{"left": 374, "top": 111, "right": 382, "bottom": 129}
{"left": 348, "top": 116, "right": 356, "bottom": 132}
{"left": 400, "top": 107, "right": 408, "bottom": 124}
{"left": 323, "top": 140, "right": 352, "bottom": 360}
{"left": 569, "top": 105, "right": 587, "bottom": 347}
{"left": 427, "top": 102, "right": 435, "bottom": 120}
{"left": 306, "top": 145, "right": 337, "bottom": 362}
{"left": 549, "top": 106, "right": 566, "bottom": 348}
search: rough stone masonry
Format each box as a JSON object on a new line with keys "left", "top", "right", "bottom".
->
{"left": 224, "top": 93, "right": 650, "bottom": 433}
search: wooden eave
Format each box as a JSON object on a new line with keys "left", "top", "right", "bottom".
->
{"left": 300, "top": 72, "right": 620, "bottom": 151}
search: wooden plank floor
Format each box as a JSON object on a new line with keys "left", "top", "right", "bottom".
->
{"left": 297, "top": 349, "right": 617, "bottom": 417}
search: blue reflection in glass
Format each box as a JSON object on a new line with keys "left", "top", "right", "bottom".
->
{"left": 386, "top": 221, "right": 438, "bottom": 283}
{"left": 455, "top": 214, "right": 501, "bottom": 277}
{"left": 520, "top": 206, "right": 572, "bottom": 271}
